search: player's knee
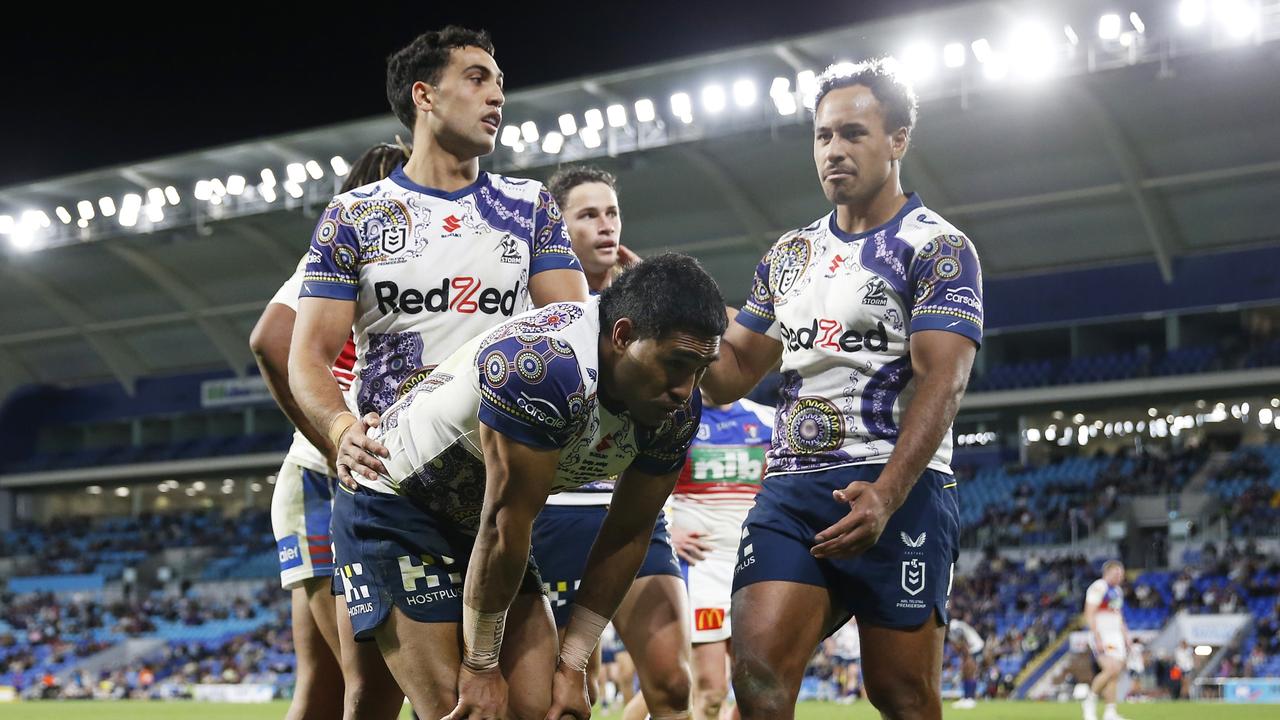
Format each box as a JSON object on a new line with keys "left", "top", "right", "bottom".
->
{"left": 864, "top": 672, "right": 938, "bottom": 720}
{"left": 731, "top": 652, "right": 789, "bottom": 716}
{"left": 647, "top": 661, "right": 693, "bottom": 711}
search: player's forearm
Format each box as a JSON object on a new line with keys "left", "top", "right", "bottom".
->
{"left": 288, "top": 350, "right": 353, "bottom": 440}
{"left": 702, "top": 340, "right": 755, "bottom": 404}
{"left": 465, "top": 499, "right": 537, "bottom": 616}
{"left": 570, "top": 522, "right": 653, "bottom": 621}
{"left": 876, "top": 365, "right": 968, "bottom": 510}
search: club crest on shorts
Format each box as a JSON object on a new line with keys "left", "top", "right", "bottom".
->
{"left": 901, "top": 558, "right": 926, "bottom": 596}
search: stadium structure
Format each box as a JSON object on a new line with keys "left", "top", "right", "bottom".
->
{"left": 1, "top": 0, "right": 1279, "bottom": 713}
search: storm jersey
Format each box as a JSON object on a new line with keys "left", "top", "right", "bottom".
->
{"left": 368, "top": 299, "right": 701, "bottom": 532}
{"left": 300, "top": 165, "right": 582, "bottom": 419}
{"left": 270, "top": 254, "right": 357, "bottom": 475}
{"left": 736, "top": 194, "right": 983, "bottom": 477}
{"left": 673, "top": 399, "right": 774, "bottom": 515}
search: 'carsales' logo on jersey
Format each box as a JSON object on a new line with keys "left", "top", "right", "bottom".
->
{"left": 374, "top": 278, "right": 521, "bottom": 316}
{"left": 780, "top": 319, "right": 889, "bottom": 353}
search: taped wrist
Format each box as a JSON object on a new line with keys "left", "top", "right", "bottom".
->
{"left": 462, "top": 602, "right": 507, "bottom": 671}
{"left": 559, "top": 604, "right": 610, "bottom": 672}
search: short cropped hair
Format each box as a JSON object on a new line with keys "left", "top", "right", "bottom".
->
{"left": 546, "top": 165, "right": 617, "bottom": 211}
{"left": 386, "top": 26, "right": 496, "bottom": 132}
{"left": 599, "top": 253, "right": 727, "bottom": 341}
{"left": 814, "top": 57, "right": 918, "bottom": 134}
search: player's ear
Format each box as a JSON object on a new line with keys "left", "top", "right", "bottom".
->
{"left": 412, "top": 81, "right": 435, "bottom": 118}
{"left": 891, "top": 127, "right": 910, "bottom": 162}
{"left": 611, "top": 317, "right": 635, "bottom": 351}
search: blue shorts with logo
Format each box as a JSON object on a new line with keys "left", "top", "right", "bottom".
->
{"left": 732, "top": 465, "right": 959, "bottom": 630}
{"left": 531, "top": 503, "right": 682, "bottom": 627}
{"left": 331, "top": 483, "right": 543, "bottom": 641}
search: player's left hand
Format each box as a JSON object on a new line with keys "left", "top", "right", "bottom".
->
{"left": 543, "top": 660, "right": 591, "bottom": 720}
{"left": 811, "top": 480, "right": 897, "bottom": 559}
{"left": 670, "top": 525, "right": 712, "bottom": 564}
{"left": 442, "top": 664, "right": 508, "bottom": 720}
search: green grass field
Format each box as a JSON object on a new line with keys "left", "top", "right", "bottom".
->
{"left": 3, "top": 701, "right": 1278, "bottom": 720}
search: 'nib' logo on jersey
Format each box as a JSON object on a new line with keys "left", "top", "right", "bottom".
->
{"left": 374, "top": 278, "right": 521, "bottom": 316}
{"left": 780, "top": 319, "right": 889, "bottom": 353}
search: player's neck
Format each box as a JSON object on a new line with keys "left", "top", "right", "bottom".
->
{"left": 402, "top": 143, "right": 480, "bottom": 193}
{"left": 585, "top": 269, "right": 612, "bottom": 293}
{"left": 833, "top": 174, "right": 907, "bottom": 236}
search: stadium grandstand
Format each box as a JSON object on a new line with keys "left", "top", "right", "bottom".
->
{"left": 2, "top": 0, "right": 1279, "bottom": 717}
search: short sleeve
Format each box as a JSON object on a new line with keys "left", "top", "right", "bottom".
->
{"left": 736, "top": 247, "right": 781, "bottom": 339}
{"left": 530, "top": 186, "right": 584, "bottom": 276}
{"left": 476, "top": 335, "right": 588, "bottom": 450}
{"left": 270, "top": 255, "right": 308, "bottom": 311}
{"left": 909, "top": 232, "right": 983, "bottom": 346}
{"left": 301, "top": 199, "right": 362, "bottom": 301}
{"left": 1085, "top": 580, "right": 1106, "bottom": 608}
{"left": 632, "top": 389, "right": 704, "bottom": 476}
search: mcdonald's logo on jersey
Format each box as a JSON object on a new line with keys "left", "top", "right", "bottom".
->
{"left": 695, "top": 608, "right": 725, "bottom": 631}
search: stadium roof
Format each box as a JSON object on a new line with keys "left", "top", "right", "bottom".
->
{"left": 1, "top": 0, "right": 1278, "bottom": 397}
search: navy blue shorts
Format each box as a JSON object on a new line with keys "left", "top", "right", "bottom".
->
{"left": 732, "top": 465, "right": 959, "bottom": 630}
{"left": 331, "top": 484, "right": 543, "bottom": 641}
{"left": 531, "top": 504, "right": 682, "bottom": 627}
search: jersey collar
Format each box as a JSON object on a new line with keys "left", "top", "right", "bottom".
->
{"left": 389, "top": 164, "right": 488, "bottom": 200}
{"left": 827, "top": 192, "right": 923, "bottom": 243}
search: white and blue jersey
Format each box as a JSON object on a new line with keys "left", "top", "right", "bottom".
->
{"left": 736, "top": 194, "right": 982, "bottom": 477}
{"left": 301, "top": 165, "right": 582, "bottom": 430}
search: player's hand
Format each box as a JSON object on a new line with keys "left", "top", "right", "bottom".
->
{"left": 335, "top": 412, "right": 389, "bottom": 489}
{"left": 443, "top": 664, "right": 508, "bottom": 720}
{"left": 811, "top": 480, "right": 896, "bottom": 559}
{"left": 670, "top": 525, "right": 712, "bottom": 564}
{"left": 615, "top": 244, "right": 641, "bottom": 269}
{"left": 543, "top": 660, "right": 591, "bottom": 720}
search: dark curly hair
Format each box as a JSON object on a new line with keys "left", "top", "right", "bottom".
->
{"left": 815, "top": 57, "right": 918, "bottom": 134}
{"left": 386, "top": 26, "right": 496, "bottom": 132}
{"left": 599, "top": 253, "right": 727, "bottom": 341}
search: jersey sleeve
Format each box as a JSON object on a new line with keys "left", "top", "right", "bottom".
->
{"left": 269, "top": 255, "right": 308, "bottom": 311}
{"left": 908, "top": 233, "right": 983, "bottom": 346}
{"left": 736, "top": 246, "right": 781, "bottom": 339}
{"left": 1084, "top": 579, "right": 1107, "bottom": 608}
{"left": 740, "top": 398, "right": 777, "bottom": 431}
{"left": 476, "top": 335, "right": 588, "bottom": 450}
{"left": 530, "top": 185, "right": 584, "bottom": 276}
{"left": 301, "top": 198, "right": 363, "bottom": 301}
{"left": 632, "top": 389, "right": 704, "bottom": 476}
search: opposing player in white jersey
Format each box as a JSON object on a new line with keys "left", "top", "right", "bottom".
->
{"left": 288, "top": 26, "right": 588, "bottom": 719}
{"left": 946, "top": 615, "right": 984, "bottom": 710}
{"left": 670, "top": 394, "right": 773, "bottom": 720}
{"left": 531, "top": 165, "right": 694, "bottom": 720}
{"left": 250, "top": 143, "right": 404, "bottom": 720}
{"left": 1083, "top": 561, "right": 1131, "bottom": 720}
{"left": 702, "top": 59, "right": 983, "bottom": 720}
{"left": 329, "top": 255, "right": 724, "bottom": 719}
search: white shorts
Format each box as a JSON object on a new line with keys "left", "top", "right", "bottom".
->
{"left": 686, "top": 545, "right": 736, "bottom": 644}
{"left": 1091, "top": 632, "right": 1127, "bottom": 661}
{"left": 270, "top": 460, "right": 337, "bottom": 590}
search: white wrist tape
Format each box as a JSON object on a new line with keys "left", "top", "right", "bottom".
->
{"left": 462, "top": 602, "right": 506, "bottom": 671}
{"left": 559, "top": 605, "right": 610, "bottom": 672}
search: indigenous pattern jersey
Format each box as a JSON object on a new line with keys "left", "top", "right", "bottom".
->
{"left": 735, "top": 194, "right": 982, "bottom": 477}
{"left": 300, "top": 165, "right": 582, "bottom": 420}
{"left": 271, "top": 254, "right": 356, "bottom": 474}
{"left": 369, "top": 299, "right": 701, "bottom": 532}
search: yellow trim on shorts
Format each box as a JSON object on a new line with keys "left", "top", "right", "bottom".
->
{"left": 942, "top": 482, "right": 957, "bottom": 489}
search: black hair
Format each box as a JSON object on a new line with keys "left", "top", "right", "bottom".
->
{"left": 814, "top": 57, "right": 918, "bottom": 134}
{"left": 385, "top": 26, "right": 496, "bottom": 132}
{"left": 340, "top": 142, "right": 410, "bottom": 193}
{"left": 546, "top": 164, "right": 617, "bottom": 211}
{"left": 599, "top": 253, "right": 727, "bottom": 341}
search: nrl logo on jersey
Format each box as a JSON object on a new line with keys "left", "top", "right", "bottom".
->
{"left": 495, "top": 234, "right": 522, "bottom": 264}
{"left": 861, "top": 277, "right": 890, "bottom": 306}
{"left": 380, "top": 226, "right": 408, "bottom": 255}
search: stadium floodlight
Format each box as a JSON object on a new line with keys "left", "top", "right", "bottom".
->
{"left": 260, "top": 184, "right": 277, "bottom": 203}
{"left": 286, "top": 162, "right": 307, "bottom": 185}
{"left": 0, "top": 215, "right": 11, "bottom": 234}
{"left": 1216, "top": 0, "right": 1259, "bottom": 38}
{"left": 77, "top": 218, "right": 87, "bottom": 229}
{"left": 898, "top": 43, "right": 935, "bottom": 82}
{"left": 305, "top": 161, "right": 324, "bottom": 180}
{"left": 580, "top": 126, "right": 603, "bottom": 149}
{"left": 796, "top": 70, "right": 818, "bottom": 109}
{"left": 558, "top": 113, "right": 578, "bottom": 135}
{"left": 147, "top": 188, "right": 165, "bottom": 208}
{"left": 77, "top": 201, "right": 95, "bottom": 220}
{"left": 634, "top": 98, "right": 656, "bottom": 123}
{"left": 119, "top": 193, "right": 142, "bottom": 227}
{"left": 33, "top": 211, "right": 50, "bottom": 228}
{"left": 1129, "top": 12, "right": 1145, "bottom": 33}
{"left": 99, "top": 196, "right": 117, "bottom": 217}
{"left": 732, "top": 78, "right": 757, "bottom": 108}
{"left": 1064, "top": 25, "right": 1079, "bottom": 45}
{"left": 55, "top": 206, "right": 72, "bottom": 224}
{"left": 330, "top": 155, "right": 349, "bottom": 176}
{"left": 701, "top": 83, "right": 727, "bottom": 114}
{"left": 87, "top": 485, "right": 103, "bottom": 495}
{"left": 670, "top": 92, "right": 693, "bottom": 123}
{"left": 193, "top": 480, "right": 206, "bottom": 491}
{"left": 1025, "top": 428, "right": 1041, "bottom": 442}
{"left": 1009, "top": 21, "right": 1057, "bottom": 80}
{"left": 982, "top": 53, "right": 1009, "bottom": 81}
{"left": 209, "top": 178, "right": 226, "bottom": 197}
{"left": 770, "top": 78, "right": 797, "bottom": 115}
{"left": 146, "top": 204, "right": 164, "bottom": 223}
{"left": 1098, "top": 13, "right": 1122, "bottom": 40}
{"left": 500, "top": 124, "right": 520, "bottom": 147}
{"left": 260, "top": 168, "right": 277, "bottom": 187}
{"left": 943, "top": 42, "right": 966, "bottom": 68}
{"left": 541, "top": 131, "right": 564, "bottom": 154}
{"left": 165, "top": 186, "right": 180, "bottom": 205}
{"left": 1120, "top": 32, "right": 1135, "bottom": 48}
{"left": 193, "top": 181, "right": 211, "bottom": 201}
{"left": 970, "top": 38, "right": 993, "bottom": 63}
{"left": 1178, "top": 0, "right": 1207, "bottom": 27}
{"left": 284, "top": 181, "right": 303, "bottom": 199}
{"left": 226, "top": 175, "right": 246, "bottom": 196}
{"left": 606, "top": 103, "right": 627, "bottom": 128}
{"left": 251, "top": 482, "right": 263, "bottom": 492}
{"left": 1194, "top": 645, "right": 1212, "bottom": 656}
{"left": 520, "top": 120, "right": 539, "bottom": 143}
{"left": 584, "top": 108, "right": 605, "bottom": 131}
{"left": 1265, "top": 409, "right": 1277, "bottom": 426}
{"left": 512, "top": 141, "right": 526, "bottom": 153}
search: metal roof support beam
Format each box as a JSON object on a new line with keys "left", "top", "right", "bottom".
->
{"left": 0, "top": 301, "right": 263, "bottom": 348}
{"left": 1069, "top": 84, "right": 1180, "bottom": 283}
{"left": 685, "top": 148, "right": 778, "bottom": 250}
{"left": 230, "top": 222, "right": 303, "bottom": 274}
{"left": 102, "top": 243, "right": 255, "bottom": 376}
{"left": 3, "top": 270, "right": 144, "bottom": 394}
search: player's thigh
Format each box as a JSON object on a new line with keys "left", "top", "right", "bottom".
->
{"left": 691, "top": 640, "right": 730, "bottom": 697}
{"left": 374, "top": 607, "right": 460, "bottom": 717}
{"left": 858, "top": 615, "right": 944, "bottom": 714}
{"left": 730, "top": 580, "right": 833, "bottom": 697}
{"left": 335, "top": 594, "right": 403, "bottom": 720}
{"left": 303, "top": 576, "right": 342, "bottom": 661}
{"left": 614, "top": 574, "right": 692, "bottom": 681}
{"left": 499, "top": 591, "right": 559, "bottom": 720}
